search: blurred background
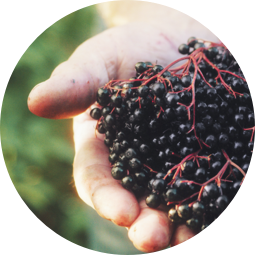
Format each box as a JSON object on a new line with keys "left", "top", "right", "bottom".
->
{"left": 0, "top": 4, "right": 143, "bottom": 254}
{"left": 0, "top": 6, "right": 105, "bottom": 247}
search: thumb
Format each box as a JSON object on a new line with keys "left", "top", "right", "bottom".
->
{"left": 27, "top": 29, "right": 119, "bottom": 119}
{"left": 27, "top": 23, "right": 179, "bottom": 119}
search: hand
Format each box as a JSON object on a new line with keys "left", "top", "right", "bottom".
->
{"left": 28, "top": 23, "right": 200, "bottom": 252}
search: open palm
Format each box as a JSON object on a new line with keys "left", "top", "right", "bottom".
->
{"left": 28, "top": 23, "right": 198, "bottom": 252}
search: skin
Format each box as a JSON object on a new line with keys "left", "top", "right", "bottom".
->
{"left": 27, "top": 22, "right": 216, "bottom": 252}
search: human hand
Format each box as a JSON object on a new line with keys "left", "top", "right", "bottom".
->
{"left": 28, "top": 23, "right": 202, "bottom": 252}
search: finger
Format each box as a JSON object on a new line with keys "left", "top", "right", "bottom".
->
{"left": 170, "top": 224, "right": 197, "bottom": 247}
{"left": 128, "top": 199, "right": 174, "bottom": 253}
{"left": 28, "top": 23, "right": 179, "bottom": 119}
{"left": 73, "top": 116, "right": 140, "bottom": 227}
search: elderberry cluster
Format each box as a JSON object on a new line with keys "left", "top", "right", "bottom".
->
{"left": 89, "top": 37, "right": 254, "bottom": 232}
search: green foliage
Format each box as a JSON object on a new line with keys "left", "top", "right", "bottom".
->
{"left": 1, "top": 5, "right": 106, "bottom": 248}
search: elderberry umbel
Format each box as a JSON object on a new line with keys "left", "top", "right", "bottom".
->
{"left": 90, "top": 37, "right": 254, "bottom": 233}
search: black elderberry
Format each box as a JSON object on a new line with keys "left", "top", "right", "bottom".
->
{"left": 205, "top": 47, "right": 218, "bottom": 59}
{"left": 180, "top": 147, "right": 194, "bottom": 157}
{"left": 247, "top": 113, "right": 254, "bottom": 126}
{"left": 120, "top": 88, "right": 133, "bottom": 101}
{"left": 169, "top": 76, "right": 181, "bottom": 86}
{"left": 248, "top": 142, "right": 254, "bottom": 151}
{"left": 108, "top": 153, "right": 118, "bottom": 163}
{"left": 208, "top": 104, "right": 219, "bottom": 117}
{"left": 151, "top": 82, "right": 166, "bottom": 97}
{"left": 158, "top": 135, "right": 168, "bottom": 146}
{"left": 186, "top": 218, "right": 201, "bottom": 231}
{"left": 212, "top": 151, "right": 223, "bottom": 162}
{"left": 187, "top": 37, "right": 198, "bottom": 47}
{"left": 111, "top": 167, "right": 126, "bottom": 180}
{"left": 202, "top": 115, "right": 213, "bottom": 127}
{"left": 101, "top": 106, "right": 112, "bottom": 117}
{"left": 232, "top": 181, "right": 241, "bottom": 195}
{"left": 139, "top": 144, "right": 150, "bottom": 155}
{"left": 228, "top": 126, "right": 238, "bottom": 137}
{"left": 162, "top": 108, "right": 175, "bottom": 121}
{"left": 97, "top": 87, "right": 110, "bottom": 101}
{"left": 122, "top": 176, "right": 135, "bottom": 190}
{"left": 116, "top": 131, "right": 126, "bottom": 141}
{"left": 138, "top": 85, "right": 149, "bottom": 97}
{"left": 120, "top": 140, "right": 129, "bottom": 151}
{"left": 183, "top": 161, "right": 196, "bottom": 175}
{"left": 165, "top": 93, "right": 180, "bottom": 106}
{"left": 196, "top": 122, "right": 206, "bottom": 134}
{"left": 125, "top": 148, "right": 137, "bottom": 159}
{"left": 149, "top": 118, "right": 160, "bottom": 131}
{"left": 146, "top": 193, "right": 161, "bottom": 208}
{"left": 192, "top": 201, "right": 205, "bottom": 217}
{"left": 179, "top": 91, "right": 192, "bottom": 104}
{"left": 215, "top": 84, "right": 226, "bottom": 96}
{"left": 151, "top": 178, "right": 166, "bottom": 193}
{"left": 197, "top": 102, "right": 208, "bottom": 116}
{"left": 134, "top": 108, "right": 145, "bottom": 122}
{"left": 152, "top": 65, "right": 164, "bottom": 74}
{"left": 135, "top": 62, "right": 148, "bottom": 74}
{"left": 173, "top": 84, "right": 184, "bottom": 92}
{"left": 242, "top": 154, "right": 251, "bottom": 163}
{"left": 111, "top": 94, "right": 122, "bottom": 107}
{"left": 104, "top": 138, "right": 113, "bottom": 147}
{"left": 212, "top": 123, "right": 222, "bottom": 134}
{"left": 129, "top": 158, "right": 142, "bottom": 171}
{"left": 234, "top": 114, "right": 244, "bottom": 127}
{"left": 118, "top": 153, "right": 128, "bottom": 165}
{"left": 181, "top": 74, "right": 192, "bottom": 87}
{"left": 194, "top": 42, "right": 205, "bottom": 50}
{"left": 194, "top": 167, "right": 207, "bottom": 182}
{"left": 162, "top": 70, "right": 172, "bottom": 78}
{"left": 174, "top": 177, "right": 195, "bottom": 196}
{"left": 177, "top": 204, "right": 191, "bottom": 219}
{"left": 97, "top": 123, "right": 106, "bottom": 134}
{"left": 210, "top": 161, "right": 223, "bottom": 176}
{"left": 90, "top": 108, "right": 101, "bottom": 120}
{"left": 155, "top": 97, "right": 165, "bottom": 106}
{"left": 232, "top": 141, "right": 244, "bottom": 155}
{"left": 218, "top": 133, "right": 229, "bottom": 146}
{"left": 179, "top": 123, "right": 191, "bottom": 134}
{"left": 215, "top": 195, "right": 229, "bottom": 213}
{"left": 168, "top": 208, "right": 183, "bottom": 223}
{"left": 104, "top": 114, "right": 116, "bottom": 126}
{"left": 135, "top": 171, "right": 149, "bottom": 185}
{"left": 224, "top": 94, "right": 235, "bottom": 106}
{"left": 175, "top": 105, "right": 187, "bottom": 117}
{"left": 206, "top": 88, "right": 217, "bottom": 102}
{"left": 115, "top": 104, "right": 126, "bottom": 115}
{"left": 178, "top": 43, "right": 190, "bottom": 54}
{"left": 202, "top": 183, "right": 220, "bottom": 202}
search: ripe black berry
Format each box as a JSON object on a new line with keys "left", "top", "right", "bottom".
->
{"left": 146, "top": 193, "right": 161, "bottom": 208}
{"left": 91, "top": 38, "right": 251, "bottom": 234}
{"left": 90, "top": 108, "right": 101, "bottom": 120}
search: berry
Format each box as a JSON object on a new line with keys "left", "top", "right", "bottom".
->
{"left": 111, "top": 167, "right": 126, "bottom": 180}
{"left": 121, "top": 176, "right": 135, "bottom": 190}
{"left": 177, "top": 204, "right": 191, "bottom": 219}
{"left": 178, "top": 44, "right": 190, "bottom": 54}
{"left": 91, "top": 39, "right": 251, "bottom": 233}
{"left": 164, "top": 188, "right": 180, "bottom": 202}
{"left": 135, "top": 62, "right": 148, "bottom": 74}
{"left": 90, "top": 108, "right": 101, "bottom": 120}
{"left": 168, "top": 208, "right": 182, "bottom": 223}
{"left": 146, "top": 193, "right": 161, "bottom": 208}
